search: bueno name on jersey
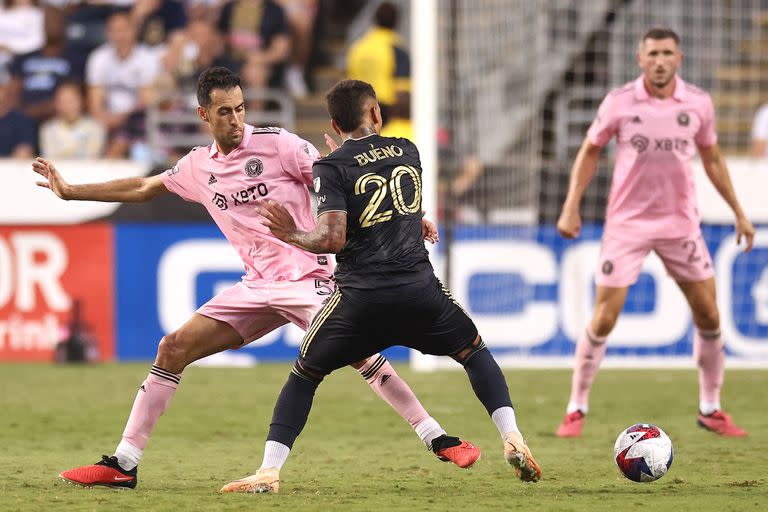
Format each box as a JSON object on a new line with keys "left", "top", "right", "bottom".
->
{"left": 314, "top": 135, "right": 433, "bottom": 292}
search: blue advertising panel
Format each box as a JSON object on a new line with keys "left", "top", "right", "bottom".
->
{"left": 114, "top": 223, "right": 768, "bottom": 364}
{"left": 446, "top": 224, "right": 768, "bottom": 365}
{"left": 114, "top": 223, "right": 409, "bottom": 361}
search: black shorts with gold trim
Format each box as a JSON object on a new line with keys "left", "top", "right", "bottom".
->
{"left": 297, "top": 275, "right": 478, "bottom": 376}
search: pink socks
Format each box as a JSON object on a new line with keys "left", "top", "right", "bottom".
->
{"left": 694, "top": 328, "right": 724, "bottom": 414}
{"left": 567, "top": 327, "right": 607, "bottom": 414}
{"left": 116, "top": 365, "right": 181, "bottom": 469}
{"left": 357, "top": 354, "right": 445, "bottom": 447}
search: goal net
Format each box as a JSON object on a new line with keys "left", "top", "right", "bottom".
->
{"left": 412, "top": 0, "right": 768, "bottom": 369}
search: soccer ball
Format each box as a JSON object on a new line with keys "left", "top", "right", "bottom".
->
{"left": 613, "top": 423, "right": 674, "bottom": 482}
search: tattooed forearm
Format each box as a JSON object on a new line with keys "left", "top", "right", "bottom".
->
{"left": 287, "top": 226, "right": 333, "bottom": 253}
{"left": 286, "top": 212, "right": 347, "bottom": 253}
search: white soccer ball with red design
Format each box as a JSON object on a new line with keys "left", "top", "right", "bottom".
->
{"left": 613, "top": 423, "right": 673, "bottom": 482}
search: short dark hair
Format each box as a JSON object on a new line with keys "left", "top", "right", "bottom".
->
{"left": 197, "top": 67, "right": 241, "bottom": 108}
{"left": 374, "top": 2, "right": 398, "bottom": 29}
{"left": 326, "top": 80, "right": 377, "bottom": 133}
{"left": 642, "top": 27, "right": 680, "bottom": 46}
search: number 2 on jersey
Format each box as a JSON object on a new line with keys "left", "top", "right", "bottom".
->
{"left": 354, "top": 165, "right": 422, "bottom": 228}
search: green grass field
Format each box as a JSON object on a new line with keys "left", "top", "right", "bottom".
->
{"left": 1, "top": 363, "right": 766, "bottom": 511}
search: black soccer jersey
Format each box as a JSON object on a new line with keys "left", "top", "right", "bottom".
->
{"left": 313, "top": 134, "right": 433, "bottom": 290}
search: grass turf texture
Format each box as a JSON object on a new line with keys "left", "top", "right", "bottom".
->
{"left": 1, "top": 363, "right": 766, "bottom": 511}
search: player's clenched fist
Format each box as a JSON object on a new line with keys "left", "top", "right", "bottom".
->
{"left": 557, "top": 208, "right": 581, "bottom": 239}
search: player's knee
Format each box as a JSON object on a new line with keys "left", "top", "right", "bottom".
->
{"left": 452, "top": 336, "right": 486, "bottom": 365}
{"left": 694, "top": 307, "right": 720, "bottom": 332}
{"left": 156, "top": 331, "right": 193, "bottom": 372}
{"left": 592, "top": 308, "right": 619, "bottom": 337}
{"left": 292, "top": 360, "right": 325, "bottom": 384}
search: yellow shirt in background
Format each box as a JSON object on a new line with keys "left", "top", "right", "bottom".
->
{"left": 347, "top": 27, "right": 411, "bottom": 107}
{"left": 380, "top": 118, "right": 414, "bottom": 142}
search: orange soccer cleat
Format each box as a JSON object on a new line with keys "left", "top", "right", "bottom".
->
{"left": 503, "top": 431, "right": 541, "bottom": 483}
{"left": 220, "top": 466, "right": 280, "bottom": 494}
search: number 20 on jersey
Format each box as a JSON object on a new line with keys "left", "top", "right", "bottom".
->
{"left": 354, "top": 165, "right": 422, "bottom": 228}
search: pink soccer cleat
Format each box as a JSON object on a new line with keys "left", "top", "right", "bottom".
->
{"left": 697, "top": 410, "right": 748, "bottom": 437}
{"left": 556, "top": 410, "right": 586, "bottom": 438}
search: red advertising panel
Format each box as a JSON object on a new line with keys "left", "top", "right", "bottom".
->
{"left": 0, "top": 225, "right": 114, "bottom": 361}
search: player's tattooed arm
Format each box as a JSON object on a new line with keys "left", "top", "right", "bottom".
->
{"left": 258, "top": 199, "right": 347, "bottom": 253}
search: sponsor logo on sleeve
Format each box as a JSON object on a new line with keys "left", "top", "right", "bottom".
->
{"left": 166, "top": 165, "right": 180, "bottom": 176}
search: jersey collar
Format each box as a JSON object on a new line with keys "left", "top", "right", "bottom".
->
{"left": 342, "top": 132, "right": 378, "bottom": 144}
{"left": 208, "top": 123, "right": 254, "bottom": 158}
{"left": 633, "top": 75, "right": 687, "bottom": 102}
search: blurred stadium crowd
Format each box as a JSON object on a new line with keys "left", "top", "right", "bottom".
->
{"left": 0, "top": 0, "right": 411, "bottom": 166}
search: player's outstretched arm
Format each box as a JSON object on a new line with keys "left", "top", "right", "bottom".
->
{"left": 257, "top": 199, "right": 347, "bottom": 253}
{"left": 557, "top": 137, "right": 602, "bottom": 239}
{"left": 698, "top": 143, "right": 756, "bottom": 252}
{"left": 32, "top": 157, "right": 169, "bottom": 202}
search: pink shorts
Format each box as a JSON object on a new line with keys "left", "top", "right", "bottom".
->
{"left": 197, "top": 276, "right": 335, "bottom": 344}
{"left": 595, "top": 230, "right": 714, "bottom": 288}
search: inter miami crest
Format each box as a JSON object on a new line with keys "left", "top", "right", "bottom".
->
{"left": 602, "top": 260, "right": 614, "bottom": 275}
{"left": 677, "top": 112, "right": 690, "bottom": 126}
{"left": 245, "top": 158, "right": 263, "bottom": 177}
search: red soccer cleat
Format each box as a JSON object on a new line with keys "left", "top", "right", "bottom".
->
{"left": 556, "top": 410, "right": 586, "bottom": 438}
{"left": 59, "top": 455, "right": 138, "bottom": 489}
{"left": 432, "top": 435, "right": 481, "bottom": 468}
{"left": 697, "top": 410, "right": 748, "bottom": 437}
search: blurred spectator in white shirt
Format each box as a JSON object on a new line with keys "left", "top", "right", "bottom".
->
{"left": 751, "top": 103, "right": 768, "bottom": 158}
{"left": 0, "top": 0, "right": 45, "bottom": 78}
{"left": 40, "top": 82, "right": 105, "bottom": 159}
{"left": 86, "top": 10, "right": 160, "bottom": 158}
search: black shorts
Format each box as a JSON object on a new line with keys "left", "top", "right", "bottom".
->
{"left": 297, "top": 276, "right": 479, "bottom": 375}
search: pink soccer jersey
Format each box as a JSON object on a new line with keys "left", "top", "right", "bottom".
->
{"left": 161, "top": 124, "right": 332, "bottom": 283}
{"left": 587, "top": 75, "right": 717, "bottom": 240}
